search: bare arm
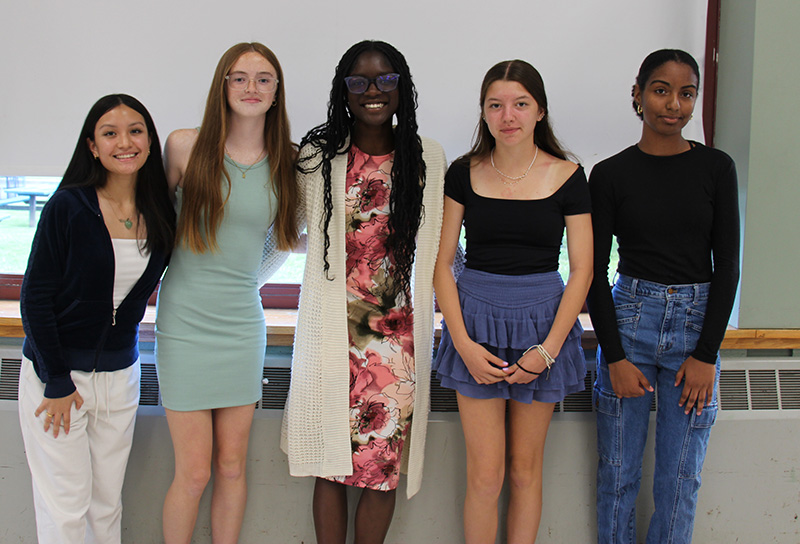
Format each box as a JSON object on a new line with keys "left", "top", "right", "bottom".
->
{"left": 433, "top": 196, "right": 508, "bottom": 384}
{"left": 163, "top": 129, "right": 198, "bottom": 197}
{"left": 507, "top": 213, "right": 594, "bottom": 383}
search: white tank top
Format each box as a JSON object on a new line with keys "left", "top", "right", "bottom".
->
{"left": 111, "top": 239, "right": 151, "bottom": 309}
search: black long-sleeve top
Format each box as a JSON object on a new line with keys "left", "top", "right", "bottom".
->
{"left": 586, "top": 143, "right": 740, "bottom": 364}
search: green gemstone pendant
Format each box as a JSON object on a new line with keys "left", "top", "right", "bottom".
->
{"left": 122, "top": 218, "right": 133, "bottom": 230}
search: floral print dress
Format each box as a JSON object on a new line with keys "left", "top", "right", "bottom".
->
{"left": 328, "top": 144, "right": 415, "bottom": 491}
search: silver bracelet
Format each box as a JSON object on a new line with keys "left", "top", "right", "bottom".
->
{"left": 535, "top": 344, "right": 556, "bottom": 368}
{"left": 520, "top": 344, "right": 556, "bottom": 379}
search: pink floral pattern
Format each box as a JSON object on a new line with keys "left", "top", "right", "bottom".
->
{"left": 328, "top": 145, "right": 415, "bottom": 491}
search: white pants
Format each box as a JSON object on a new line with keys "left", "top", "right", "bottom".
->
{"left": 18, "top": 357, "right": 140, "bottom": 544}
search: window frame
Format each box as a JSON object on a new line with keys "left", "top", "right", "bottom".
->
{"left": 1, "top": 274, "right": 301, "bottom": 309}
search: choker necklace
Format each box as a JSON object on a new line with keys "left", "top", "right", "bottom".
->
{"left": 491, "top": 146, "right": 538, "bottom": 185}
{"left": 100, "top": 190, "right": 135, "bottom": 230}
{"left": 226, "top": 147, "right": 266, "bottom": 179}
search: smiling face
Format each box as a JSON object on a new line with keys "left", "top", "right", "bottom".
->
{"left": 226, "top": 51, "right": 277, "bottom": 118}
{"left": 346, "top": 50, "right": 399, "bottom": 131}
{"left": 87, "top": 104, "right": 150, "bottom": 182}
{"left": 482, "top": 80, "right": 543, "bottom": 149}
{"left": 634, "top": 60, "right": 698, "bottom": 140}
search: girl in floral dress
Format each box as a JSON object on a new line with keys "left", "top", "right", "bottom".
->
{"left": 281, "top": 40, "right": 447, "bottom": 543}
{"left": 336, "top": 149, "right": 416, "bottom": 491}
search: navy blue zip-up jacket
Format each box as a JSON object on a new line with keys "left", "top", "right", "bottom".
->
{"left": 20, "top": 186, "right": 170, "bottom": 398}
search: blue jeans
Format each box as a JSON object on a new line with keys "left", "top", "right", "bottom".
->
{"left": 594, "top": 275, "right": 720, "bottom": 544}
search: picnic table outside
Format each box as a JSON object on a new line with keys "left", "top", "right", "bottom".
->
{"left": 1, "top": 177, "right": 59, "bottom": 227}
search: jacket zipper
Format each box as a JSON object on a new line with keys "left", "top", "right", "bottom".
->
{"left": 95, "top": 207, "right": 116, "bottom": 367}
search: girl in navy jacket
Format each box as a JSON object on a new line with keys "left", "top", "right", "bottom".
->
{"left": 19, "top": 94, "right": 175, "bottom": 543}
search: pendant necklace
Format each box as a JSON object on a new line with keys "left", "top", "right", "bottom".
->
{"left": 491, "top": 146, "right": 538, "bottom": 186}
{"left": 100, "top": 190, "right": 135, "bottom": 230}
{"left": 226, "top": 147, "right": 266, "bottom": 179}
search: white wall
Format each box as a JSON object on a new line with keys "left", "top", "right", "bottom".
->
{"left": 0, "top": 0, "right": 706, "bottom": 176}
{"left": 3, "top": 400, "right": 799, "bottom": 543}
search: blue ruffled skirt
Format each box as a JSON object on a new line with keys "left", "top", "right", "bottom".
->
{"left": 434, "top": 268, "right": 586, "bottom": 403}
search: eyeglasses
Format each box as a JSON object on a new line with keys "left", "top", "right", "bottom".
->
{"left": 225, "top": 72, "right": 279, "bottom": 93}
{"left": 344, "top": 73, "right": 400, "bottom": 94}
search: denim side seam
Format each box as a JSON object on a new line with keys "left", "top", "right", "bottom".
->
{"left": 594, "top": 385, "right": 626, "bottom": 542}
{"left": 594, "top": 387, "right": 622, "bottom": 466}
{"left": 677, "top": 405, "right": 717, "bottom": 479}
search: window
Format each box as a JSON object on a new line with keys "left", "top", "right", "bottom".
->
{"left": 1, "top": 176, "right": 60, "bottom": 274}
{"left": 1, "top": 175, "right": 620, "bottom": 305}
{"left": 0, "top": 175, "right": 306, "bottom": 306}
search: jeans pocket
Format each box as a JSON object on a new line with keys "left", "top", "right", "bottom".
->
{"left": 684, "top": 307, "right": 706, "bottom": 355}
{"left": 594, "top": 386, "right": 622, "bottom": 466}
{"left": 685, "top": 307, "right": 706, "bottom": 333}
{"left": 614, "top": 302, "right": 642, "bottom": 362}
{"left": 678, "top": 403, "right": 717, "bottom": 478}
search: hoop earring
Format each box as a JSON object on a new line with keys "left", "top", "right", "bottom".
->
{"left": 636, "top": 103, "right": 643, "bottom": 115}
{"left": 93, "top": 153, "right": 99, "bottom": 160}
{"left": 272, "top": 99, "right": 277, "bottom": 107}
{"left": 689, "top": 114, "right": 694, "bottom": 120}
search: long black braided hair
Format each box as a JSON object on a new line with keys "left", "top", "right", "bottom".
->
{"left": 298, "top": 40, "right": 426, "bottom": 298}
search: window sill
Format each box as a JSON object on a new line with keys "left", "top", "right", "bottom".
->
{"left": 2, "top": 300, "right": 798, "bottom": 349}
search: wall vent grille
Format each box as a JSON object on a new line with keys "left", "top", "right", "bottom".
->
{"left": 259, "top": 368, "right": 291, "bottom": 410}
{"left": 779, "top": 370, "right": 800, "bottom": 409}
{"left": 0, "top": 355, "right": 797, "bottom": 413}
{"left": 719, "top": 369, "right": 749, "bottom": 410}
{"left": 749, "top": 370, "right": 780, "bottom": 410}
{"left": 430, "top": 375, "right": 458, "bottom": 412}
{"left": 0, "top": 357, "right": 21, "bottom": 400}
{"left": 561, "top": 374, "right": 595, "bottom": 413}
{"left": 139, "top": 362, "right": 160, "bottom": 406}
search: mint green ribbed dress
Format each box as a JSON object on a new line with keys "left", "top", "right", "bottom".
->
{"left": 155, "top": 157, "right": 277, "bottom": 410}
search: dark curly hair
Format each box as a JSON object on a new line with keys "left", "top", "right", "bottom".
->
{"left": 632, "top": 49, "right": 700, "bottom": 119}
{"left": 299, "top": 40, "right": 426, "bottom": 297}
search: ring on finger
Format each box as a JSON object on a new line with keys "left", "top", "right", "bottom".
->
{"left": 46, "top": 412, "right": 55, "bottom": 418}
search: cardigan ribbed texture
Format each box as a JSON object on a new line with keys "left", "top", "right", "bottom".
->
{"left": 281, "top": 136, "right": 446, "bottom": 498}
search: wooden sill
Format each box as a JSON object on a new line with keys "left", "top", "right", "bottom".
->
{"left": 2, "top": 300, "right": 799, "bottom": 350}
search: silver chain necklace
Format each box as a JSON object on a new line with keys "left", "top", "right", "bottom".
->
{"left": 491, "top": 146, "right": 538, "bottom": 185}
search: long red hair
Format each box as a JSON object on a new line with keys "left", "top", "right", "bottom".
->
{"left": 177, "top": 42, "right": 298, "bottom": 252}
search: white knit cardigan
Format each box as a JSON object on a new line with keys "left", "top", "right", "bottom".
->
{"left": 281, "top": 136, "right": 446, "bottom": 498}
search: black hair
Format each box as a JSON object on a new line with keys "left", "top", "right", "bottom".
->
{"left": 299, "top": 40, "right": 425, "bottom": 298}
{"left": 632, "top": 49, "right": 701, "bottom": 119}
{"left": 59, "top": 94, "right": 175, "bottom": 254}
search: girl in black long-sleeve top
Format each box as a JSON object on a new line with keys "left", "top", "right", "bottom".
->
{"left": 587, "top": 49, "right": 740, "bottom": 544}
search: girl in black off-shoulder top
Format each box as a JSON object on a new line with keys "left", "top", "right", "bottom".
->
{"left": 433, "top": 60, "right": 593, "bottom": 543}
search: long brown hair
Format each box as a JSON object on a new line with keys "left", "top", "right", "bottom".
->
{"left": 461, "top": 59, "right": 571, "bottom": 165}
{"left": 177, "top": 42, "right": 298, "bottom": 252}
